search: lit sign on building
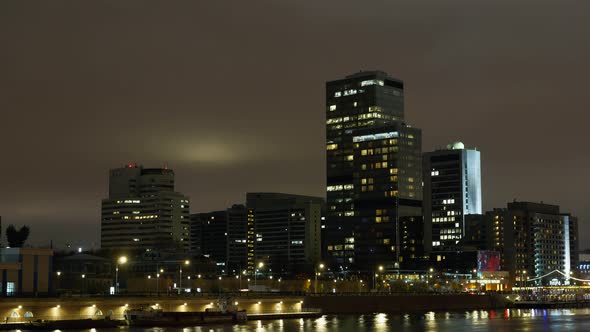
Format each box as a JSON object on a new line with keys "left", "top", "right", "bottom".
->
{"left": 477, "top": 251, "right": 501, "bottom": 272}
{"left": 352, "top": 131, "right": 399, "bottom": 143}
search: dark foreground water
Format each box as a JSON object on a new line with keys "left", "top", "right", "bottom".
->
{"left": 12, "top": 309, "right": 590, "bottom": 331}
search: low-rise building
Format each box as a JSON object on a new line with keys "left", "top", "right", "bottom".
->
{"left": 0, "top": 248, "right": 53, "bottom": 296}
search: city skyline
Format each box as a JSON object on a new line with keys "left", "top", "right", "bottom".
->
{"left": 1, "top": 1, "right": 589, "bottom": 249}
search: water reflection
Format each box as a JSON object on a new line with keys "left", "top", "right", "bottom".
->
{"left": 374, "top": 313, "right": 387, "bottom": 331}
{"left": 44, "top": 309, "right": 590, "bottom": 332}
{"left": 314, "top": 315, "right": 327, "bottom": 332}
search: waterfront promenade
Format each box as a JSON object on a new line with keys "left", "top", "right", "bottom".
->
{"left": 0, "top": 295, "right": 305, "bottom": 323}
{"left": 0, "top": 292, "right": 509, "bottom": 325}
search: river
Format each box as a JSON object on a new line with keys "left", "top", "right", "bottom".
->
{"left": 13, "top": 309, "right": 590, "bottom": 331}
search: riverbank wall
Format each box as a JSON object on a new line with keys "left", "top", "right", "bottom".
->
{"left": 0, "top": 293, "right": 508, "bottom": 322}
{"left": 0, "top": 296, "right": 304, "bottom": 322}
{"left": 305, "top": 294, "right": 508, "bottom": 314}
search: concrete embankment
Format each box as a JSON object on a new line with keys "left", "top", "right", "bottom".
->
{"left": 0, "top": 296, "right": 305, "bottom": 323}
{"left": 305, "top": 294, "right": 508, "bottom": 314}
{"left": 0, "top": 293, "right": 508, "bottom": 326}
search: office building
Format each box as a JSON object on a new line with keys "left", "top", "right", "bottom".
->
{"left": 226, "top": 204, "right": 248, "bottom": 274}
{"left": 101, "top": 164, "right": 190, "bottom": 252}
{"left": 53, "top": 253, "right": 113, "bottom": 294}
{"left": 463, "top": 214, "right": 488, "bottom": 250}
{"left": 190, "top": 205, "right": 248, "bottom": 275}
{"left": 487, "top": 201, "right": 579, "bottom": 286}
{"left": 191, "top": 194, "right": 322, "bottom": 276}
{"left": 399, "top": 215, "right": 426, "bottom": 267}
{"left": 190, "top": 211, "right": 227, "bottom": 268}
{"left": 246, "top": 193, "right": 323, "bottom": 276}
{"left": 325, "top": 71, "right": 423, "bottom": 272}
{"left": 423, "top": 142, "right": 482, "bottom": 252}
{"left": 0, "top": 248, "right": 53, "bottom": 296}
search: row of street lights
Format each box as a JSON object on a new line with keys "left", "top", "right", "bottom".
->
{"left": 56, "top": 255, "right": 196, "bottom": 295}
{"left": 61, "top": 258, "right": 451, "bottom": 295}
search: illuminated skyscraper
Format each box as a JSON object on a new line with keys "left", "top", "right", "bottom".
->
{"left": 487, "top": 201, "right": 579, "bottom": 286}
{"left": 101, "top": 164, "right": 190, "bottom": 252}
{"left": 423, "top": 142, "right": 482, "bottom": 252}
{"left": 325, "top": 71, "right": 423, "bottom": 272}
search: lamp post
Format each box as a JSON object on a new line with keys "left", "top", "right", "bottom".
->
{"left": 255, "top": 262, "right": 264, "bottom": 286}
{"left": 240, "top": 270, "right": 246, "bottom": 289}
{"left": 315, "top": 263, "right": 325, "bottom": 294}
{"left": 115, "top": 256, "right": 128, "bottom": 295}
{"left": 522, "top": 270, "right": 527, "bottom": 299}
{"left": 81, "top": 274, "right": 86, "bottom": 294}
{"left": 56, "top": 271, "right": 61, "bottom": 293}
{"left": 373, "top": 265, "right": 384, "bottom": 291}
{"left": 156, "top": 267, "right": 163, "bottom": 296}
{"left": 179, "top": 260, "right": 190, "bottom": 294}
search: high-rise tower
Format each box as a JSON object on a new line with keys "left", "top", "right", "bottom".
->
{"left": 325, "top": 71, "right": 423, "bottom": 272}
{"left": 101, "top": 163, "right": 190, "bottom": 252}
{"left": 423, "top": 142, "right": 482, "bottom": 252}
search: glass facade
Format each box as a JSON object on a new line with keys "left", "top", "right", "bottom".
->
{"left": 423, "top": 145, "right": 482, "bottom": 252}
{"left": 325, "top": 71, "right": 423, "bottom": 272}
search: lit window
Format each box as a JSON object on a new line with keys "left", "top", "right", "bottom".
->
{"left": 360, "top": 79, "right": 384, "bottom": 87}
{"left": 327, "top": 185, "right": 343, "bottom": 191}
{"left": 329, "top": 105, "right": 337, "bottom": 111}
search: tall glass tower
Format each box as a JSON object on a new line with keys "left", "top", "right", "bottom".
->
{"left": 325, "top": 71, "right": 423, "bottom": 273}
{"left": 423, "top": 142, "right": 482, "bottom": 252}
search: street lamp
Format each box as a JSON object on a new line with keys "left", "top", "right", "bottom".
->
{"left": 55, "top": 271, "right": 61, "bottom": 293}
{"left": 239, "top": 270, "right": 247, "bottom": 289}
{"left": 115, "top": 256, "right": 128, "bottom": 295}
{"left": 255, "top": 262, "right": 264, "bottom": 286}
{"left": 155, "top": 267, "right": 164, "bottom": 297}
{"left": 315, "top": 263, "right": 325, "bottom": 293}
{"left": 179, "top": 260, "right": 190, "bottom": 294}
{"left": 373, "top": 265, "right": 384, "bottom": 290}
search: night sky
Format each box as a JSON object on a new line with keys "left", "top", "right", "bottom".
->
{"left": 1, "top": 1, "right": 588, "bottom": 249}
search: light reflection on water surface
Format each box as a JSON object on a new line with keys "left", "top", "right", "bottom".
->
{"left": 21, "top": 309, "right": 590, "bottom": 332}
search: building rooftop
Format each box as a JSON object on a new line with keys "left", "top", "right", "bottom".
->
{"left": 327, "top": 70, "right": 404, "bottom": 85}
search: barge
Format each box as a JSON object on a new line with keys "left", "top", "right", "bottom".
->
{"left": 124, "top": 298, "right": 246, "bottom": 327}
